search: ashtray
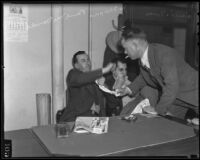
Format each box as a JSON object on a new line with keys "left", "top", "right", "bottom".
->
{"left": 121, "top": 114, "right": 137, "bottom": 122}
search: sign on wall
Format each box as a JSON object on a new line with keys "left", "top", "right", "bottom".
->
{"left": 4, "top": 4, "right": 28, "bottom": 42}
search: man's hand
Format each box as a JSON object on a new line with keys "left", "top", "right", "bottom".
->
{"left": 102, "top": 63, "right": 116, "bottom": 74}
{"left": 187, "top": 118, "right": 199, "bottom": 125}
{"left": 166, "top": 111, "right": 173, "bottom": 116}
{"left": 96, "top": 77, "right": 105, "bottom": 86}
{"left": 91, "top": 103, "right": 100, "bottom": 114}
{"left": 116, "top": 86, "right": 132, "bottom": 97}
{"left": 113, "top": 76, "right": 126, "bottom": 90}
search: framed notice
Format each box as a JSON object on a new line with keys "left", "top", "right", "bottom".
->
{"left": 4, "top": 4, "right": 28, "bottom": 42}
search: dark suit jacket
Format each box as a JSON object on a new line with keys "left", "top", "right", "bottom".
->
{"left": 59, "top": 68, "right": 105, "bottom": 122}
{"left": 104, "top": 74, "right": 123, "bottom": 112}
{"left": 128, "top": 43, "right": 199, "bottom": 115}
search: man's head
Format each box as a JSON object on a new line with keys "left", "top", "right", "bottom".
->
{"left": 112, "top": 57, "right": 127, "bottom": 79}
{"left": 72, "top": 51, "right": 91, "bottom": 72}
{"left": 120, "top": 27, "right": 147, "bottom": 60}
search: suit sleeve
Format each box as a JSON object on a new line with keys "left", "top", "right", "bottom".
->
{"left": 68, "top": 69, "right": 103, "bottom": 87}
{"left": 155, "top": 54, "right": 179, "bottom": 115}
{"left": 127, "top": 73, "right": 147, "bottom": 96}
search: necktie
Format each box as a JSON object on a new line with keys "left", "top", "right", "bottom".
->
{"left": 139, "top": 60, "right": 160, "bottom": 86}
{"left": 139, "top": 60, "right": 150, "bottom": 72}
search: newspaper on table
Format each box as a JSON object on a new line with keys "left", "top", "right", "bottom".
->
{"left": 74, "top": 117, "right": 109, "bottom": 134}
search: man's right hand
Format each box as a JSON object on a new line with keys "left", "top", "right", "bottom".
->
{"left": 102, "top": 63, "right": 115, "bottom": 74}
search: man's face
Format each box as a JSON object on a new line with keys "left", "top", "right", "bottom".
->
{"left": 75, "top": 54, "right": 91, "bottom": 72}
{"left": 113, "top": 61, "right": 127, "bottom": 79}
{"left": 121, "top": 38, "right": 141, "bottom": 60}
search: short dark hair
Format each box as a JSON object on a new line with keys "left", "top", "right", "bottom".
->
{"left": 111, "top": 56, "right": 127, "bottom": 67}
{"left": 72, "top": 51, "right": 86, "bottom": 67}
{"left": 122, "top": 27, "right": 146, "bottom": 41}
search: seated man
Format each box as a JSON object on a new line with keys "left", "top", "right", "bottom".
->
{"left": 118, "top": 27, "right": 199, "bottom": 124}
{"left": 59, "top": 51, "right": 114, "bottom": 122}
{"left": 101, "top": 57, "right": 133, "bottom": 116}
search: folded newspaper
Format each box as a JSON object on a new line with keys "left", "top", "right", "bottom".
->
{"left": 95, "top": 80, "right": 120, "bottom": 96}
{"left": 130, "top": 98, "right": 159, "bottom": 118}
{"left": 74, "top": 117, "right": 109, "bottom": 134}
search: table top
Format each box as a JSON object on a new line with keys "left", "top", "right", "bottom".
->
{"left": 4, "top": 129, "right": 50, "bottom": 157}
{"left": 4, "top": 115, "right": 199, "bottom": 157}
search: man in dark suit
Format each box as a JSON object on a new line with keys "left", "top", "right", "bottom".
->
{"left": 118, "top": 27, "right": 199, "bottom": 123}
{"left": 59, "top": 51, "right": 114, "bottom": 122}
{"left": 104, "top": 57, "right": 132, "bottom": 116}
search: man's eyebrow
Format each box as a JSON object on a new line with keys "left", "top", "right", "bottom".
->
{"left": 80, "top": 58, "right": 86, "bottom": 61}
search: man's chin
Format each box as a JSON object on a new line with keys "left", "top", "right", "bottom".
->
{"left": 83, "top": 68, "right": 91, "bottom": 72}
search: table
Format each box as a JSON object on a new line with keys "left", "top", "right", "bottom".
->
{"left": 4, "top": 116, "right": 199, "bottom": 157}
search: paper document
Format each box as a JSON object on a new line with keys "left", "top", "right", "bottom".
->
{"left": 95, "top": 80, "right": 120, "bottom": 96}
{"left": 130, "top": 98, "right": 158, "bottom": 115}
{"left": 74, "top": 117, "right": 109, "bottom": 134}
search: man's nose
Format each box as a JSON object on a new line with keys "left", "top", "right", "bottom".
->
{"left": 87, "top": 61, "right": 91, "bottom": 66}
{"left": 122, "top": 70, "right": 126, "bottom": 75}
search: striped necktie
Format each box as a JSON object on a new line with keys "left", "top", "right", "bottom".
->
{"left": 139, "top": 60, "right": 150, "bottom": 72}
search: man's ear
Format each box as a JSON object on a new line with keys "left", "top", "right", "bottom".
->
{"left": 113, "top": 70, "right": 117, "bottom": 79}
{"left": 74, "top": 63, "right": 79, "bottom": 69}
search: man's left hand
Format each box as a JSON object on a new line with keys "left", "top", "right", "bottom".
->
{"left": 91, "top": 103, "right": 100, "bottom": 114}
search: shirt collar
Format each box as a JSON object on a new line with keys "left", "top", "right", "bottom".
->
{"left": 141, "top": 46, "right": 150, "bottom": 68}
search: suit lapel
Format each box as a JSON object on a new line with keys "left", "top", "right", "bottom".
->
{"left": 147, "top": 44, "right": 163, "bottom": 86}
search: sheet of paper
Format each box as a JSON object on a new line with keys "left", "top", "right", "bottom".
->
{"left": 95, "top": 80, "right": 120, "bottom": 96}
{"left": 130, "top": 98, "right": 157, "bottom": 115}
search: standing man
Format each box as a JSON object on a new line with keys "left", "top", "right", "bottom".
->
{"left": 118, "top": 27, "right": 199, "bottom": 123}
{"left": 59, "top": 51, "right": 114, "bottom": 122}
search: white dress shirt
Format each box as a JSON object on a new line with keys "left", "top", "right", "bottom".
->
{"left": 140, "top": 46, "right": 150, "bottom": 69}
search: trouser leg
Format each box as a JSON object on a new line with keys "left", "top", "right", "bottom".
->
{"left": 171, "top": 99, "right": 199, "bottom": 120}
{"left": 140, "top": 86, "right": 159, "bottom": 107}
{"left": 140, "top": 86, "right": 189, "bottom": 120}
{"left": 167, "top": 102, "right": 188, "bottom": 120}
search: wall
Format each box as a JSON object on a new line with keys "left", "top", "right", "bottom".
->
{"left": 63, "top": 4, "right": 89, "bottom": 92}
{"left": 90, "top": 4, "right": 123, "bottom": 69}
{"left": 63, "top": 4, "right": 122, "bottom": 87}
{"left": 4, "top": 4, "right": 52, "bottom": 131}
